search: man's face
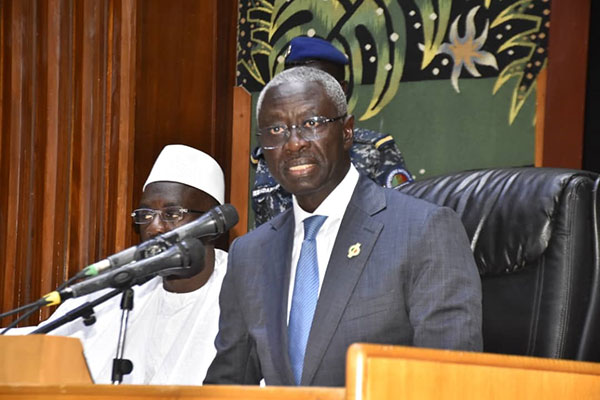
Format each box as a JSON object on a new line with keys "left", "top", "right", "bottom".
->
{"left": 259, "top": 81, "right": 353, "bottom": 212}
{"left": 137, "top": 182, "right": 218, "bottom": 242}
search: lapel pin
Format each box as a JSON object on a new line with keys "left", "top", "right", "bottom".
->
{"left": 347, "top": 243, "right": 361, "bottom": 259}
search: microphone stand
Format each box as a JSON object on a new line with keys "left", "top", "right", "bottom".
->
{"left": 29, "top": 274, "right": 156, "bottom": 335}
{"left": 24, "top": 239, "right": 201, "bottom": 384}
{"left": 31, "top": 287, "right": 136, "bottom": 384}
{"left": 30, "top": 288, "right": 124, "bottom": 334}
{"left": 109, "top": 269, "right": 163, "bottom": 384}
{"left": 112, "top": 288, "right": 134, "bottom": 384}
{"left": 30, "top": 275, "right": 157, "bottom": 384}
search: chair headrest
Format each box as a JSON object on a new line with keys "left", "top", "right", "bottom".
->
{"left": 399, "top": 168, "right": 598, "bottom": 275}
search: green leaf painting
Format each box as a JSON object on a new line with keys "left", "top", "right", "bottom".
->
{"left": 237, "top": 0, "right": 551, "bottom": 124}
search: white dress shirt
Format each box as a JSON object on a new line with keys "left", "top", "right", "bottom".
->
{"left": 287, "top": 164, "right": 360, "bottom": 321}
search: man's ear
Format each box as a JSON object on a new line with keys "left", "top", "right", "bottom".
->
{"left": 343, "top": 114, "right": 354, "bottom": 150}
{"left": 340, "top": 80, "right": 349, "bottom": 96}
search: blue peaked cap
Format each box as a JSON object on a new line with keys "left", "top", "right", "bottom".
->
{"left": 285, "top": 37, "right": 349, "bottom": 66}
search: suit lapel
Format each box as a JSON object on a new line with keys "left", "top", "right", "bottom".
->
{"left": 262, "top": 210, "right": 296, "bottom": 385}
{"left": 301, "top": 176, "right": 386, "bottom": 385}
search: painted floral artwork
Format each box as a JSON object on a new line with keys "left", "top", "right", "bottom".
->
{"left": 237, "top": 0, "right": 550, "bottom": 124}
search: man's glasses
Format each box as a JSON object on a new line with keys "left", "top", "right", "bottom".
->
{"left": 131, "top": 206, "right": 204, "bottom": 225}
{"left": 257, "top": 114, "right": 346, "bottom": 150}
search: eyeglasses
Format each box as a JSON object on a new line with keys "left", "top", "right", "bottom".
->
{"left": 257, "top": 114, "right": 346, "bottom": 150}
{"left": 130, "top": 206, "right": 204, "bottom": 225}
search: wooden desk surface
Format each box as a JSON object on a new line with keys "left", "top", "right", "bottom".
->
{"left": 346, "top": 344, "right": 600, "bottom": 400}
{"left": 0, "top": 384, "right": 345, "bottom": 400}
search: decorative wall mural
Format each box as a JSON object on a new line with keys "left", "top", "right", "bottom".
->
{"left": 237, "top": 0, "right": 550, "bottom": 124}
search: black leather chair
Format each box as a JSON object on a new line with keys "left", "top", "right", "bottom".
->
{"left": 399, "top": 167, "right": 600, "bottom": 361}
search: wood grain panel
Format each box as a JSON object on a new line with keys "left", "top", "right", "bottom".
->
{"left": 13, "top": 1, "right": 34, "bottom": 317}
{"left": 133, "top": 0, "right": 236, "bottom": 249}
{"left": 229, "top": 87, "right": 252, "bottom": 241}
{"left": 0, "top": 336, "right": 93, "bottom": 384}
{"left": 214, "top": 0, "right": 238, "bottom": 201}
{"left": 31, "top": 0, "right": 51, "bottom": 320}
{"left": 39, "top": 0, "right": 62, "bottom": 320}
{"left": 0, "top": 384, "right": 345, "bottom": 400}
{"left": 2, "top": 0, "right": 31, "bottom": 317}
{"left": 538, "top": 0, "right": 591, "bottom": 168}
{"left": 346, "top": 344, "right": 600, "bottom": 400}
{"left": 535, "top": 68, "right": 546, "bottom": 167}
{"left": 51, "top": 0, "right": 74, "bottom": 290}
{"left": 108, "top": 0, "right": 136, "bottom": 260}
{"left": 133, "top": 0, "right": 218, "bottom": 206}
{"left": 0, "top": 0, "right": 234, "bottom": 325}
{"left": 0, "top": 0, "right": 137, "bottom": 325}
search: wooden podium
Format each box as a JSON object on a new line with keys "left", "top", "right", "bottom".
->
{"left": 0, "top": 335, "right": 343, "bottom": 399}
{"left": 0, "top": 336, "right": 92, "bottom": 385}
{"left": 2, "top": 339, "right": 600, "bottom": 399}
{"left": 346, "top": 343, "right": 600, "bottom": 399}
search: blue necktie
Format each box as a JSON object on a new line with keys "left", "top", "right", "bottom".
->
{"left": 288, "top": 215, "right": 327, "bottom": 385}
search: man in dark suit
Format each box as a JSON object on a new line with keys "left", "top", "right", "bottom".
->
{"left": 205, "top": 67, "right": 482, "bottom": 387}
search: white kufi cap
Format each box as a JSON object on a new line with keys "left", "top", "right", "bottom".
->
{"left": 143, "top": 144, "right": 225, "bottom": 204}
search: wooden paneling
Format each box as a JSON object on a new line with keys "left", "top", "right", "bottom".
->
{"left": 537, "top": 0, "right": 591, "bottom": 168}
{"left": 135, "top": 0, "right": 213, "bottom": 201}
{"left": 535, "top": 69, "right": 546, "bottom": 167}
{"left": 133, "top": 0, "right": 237, "bottom": 246}
{"left": 0, "top": 0, "right": 237, "bottom": 324}
{"left": 133, "top": 0, "right": 217, "bottom": 182}
{"left": 0, "top": 0, "right": 136, "bottom": 324}
{"left": 215, "top": 0, "right": 238, "bottom": 204}
{"left": 582, "top": 0, "right": 600, "bottom": 173}
{"left": 229, "top": 87, "right": 251, "bottom": 241}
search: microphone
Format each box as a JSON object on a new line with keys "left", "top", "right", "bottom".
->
{"left": 159, "top": 203, "right": 238, "bottom": 244}
{"left": 43, "top": 238, "right": 205, "bottom": 306}
{"left": 80, "top": 203, "right": 238, "bottom": 278}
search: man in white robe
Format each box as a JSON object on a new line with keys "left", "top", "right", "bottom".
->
{"left": 8, "top": 144, "right": 228, "bottom": 385}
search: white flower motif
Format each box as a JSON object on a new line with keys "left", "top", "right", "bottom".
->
{"left": 438, "top": 6, "right": 498, "bottom": 93}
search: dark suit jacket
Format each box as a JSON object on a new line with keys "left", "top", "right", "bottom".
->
{"left": 205, "top": 175, "right": 482, "bottom": 387}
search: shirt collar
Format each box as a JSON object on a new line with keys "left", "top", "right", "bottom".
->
{"left": 292, "top": 163, "right": 359, "bottom": 226}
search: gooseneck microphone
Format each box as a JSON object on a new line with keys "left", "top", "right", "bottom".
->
{"left": 44, "top": 238, "right": 205, "bottom": 305}
{"left": 80, "top": 203, "right": 238, "bottom": 278}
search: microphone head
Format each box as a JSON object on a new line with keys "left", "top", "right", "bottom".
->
{"left": 213, "top": 204, "right": 239, "bottom": 234}
{"left": 158, "top": 238, "right": 205, "bottom": 278}
{"left": 158, "top": 203, "right": 240, "bottom": 244}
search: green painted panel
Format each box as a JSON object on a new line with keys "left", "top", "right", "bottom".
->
{"left": 353, "top": 77, "right": 536, "bottom": 180}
